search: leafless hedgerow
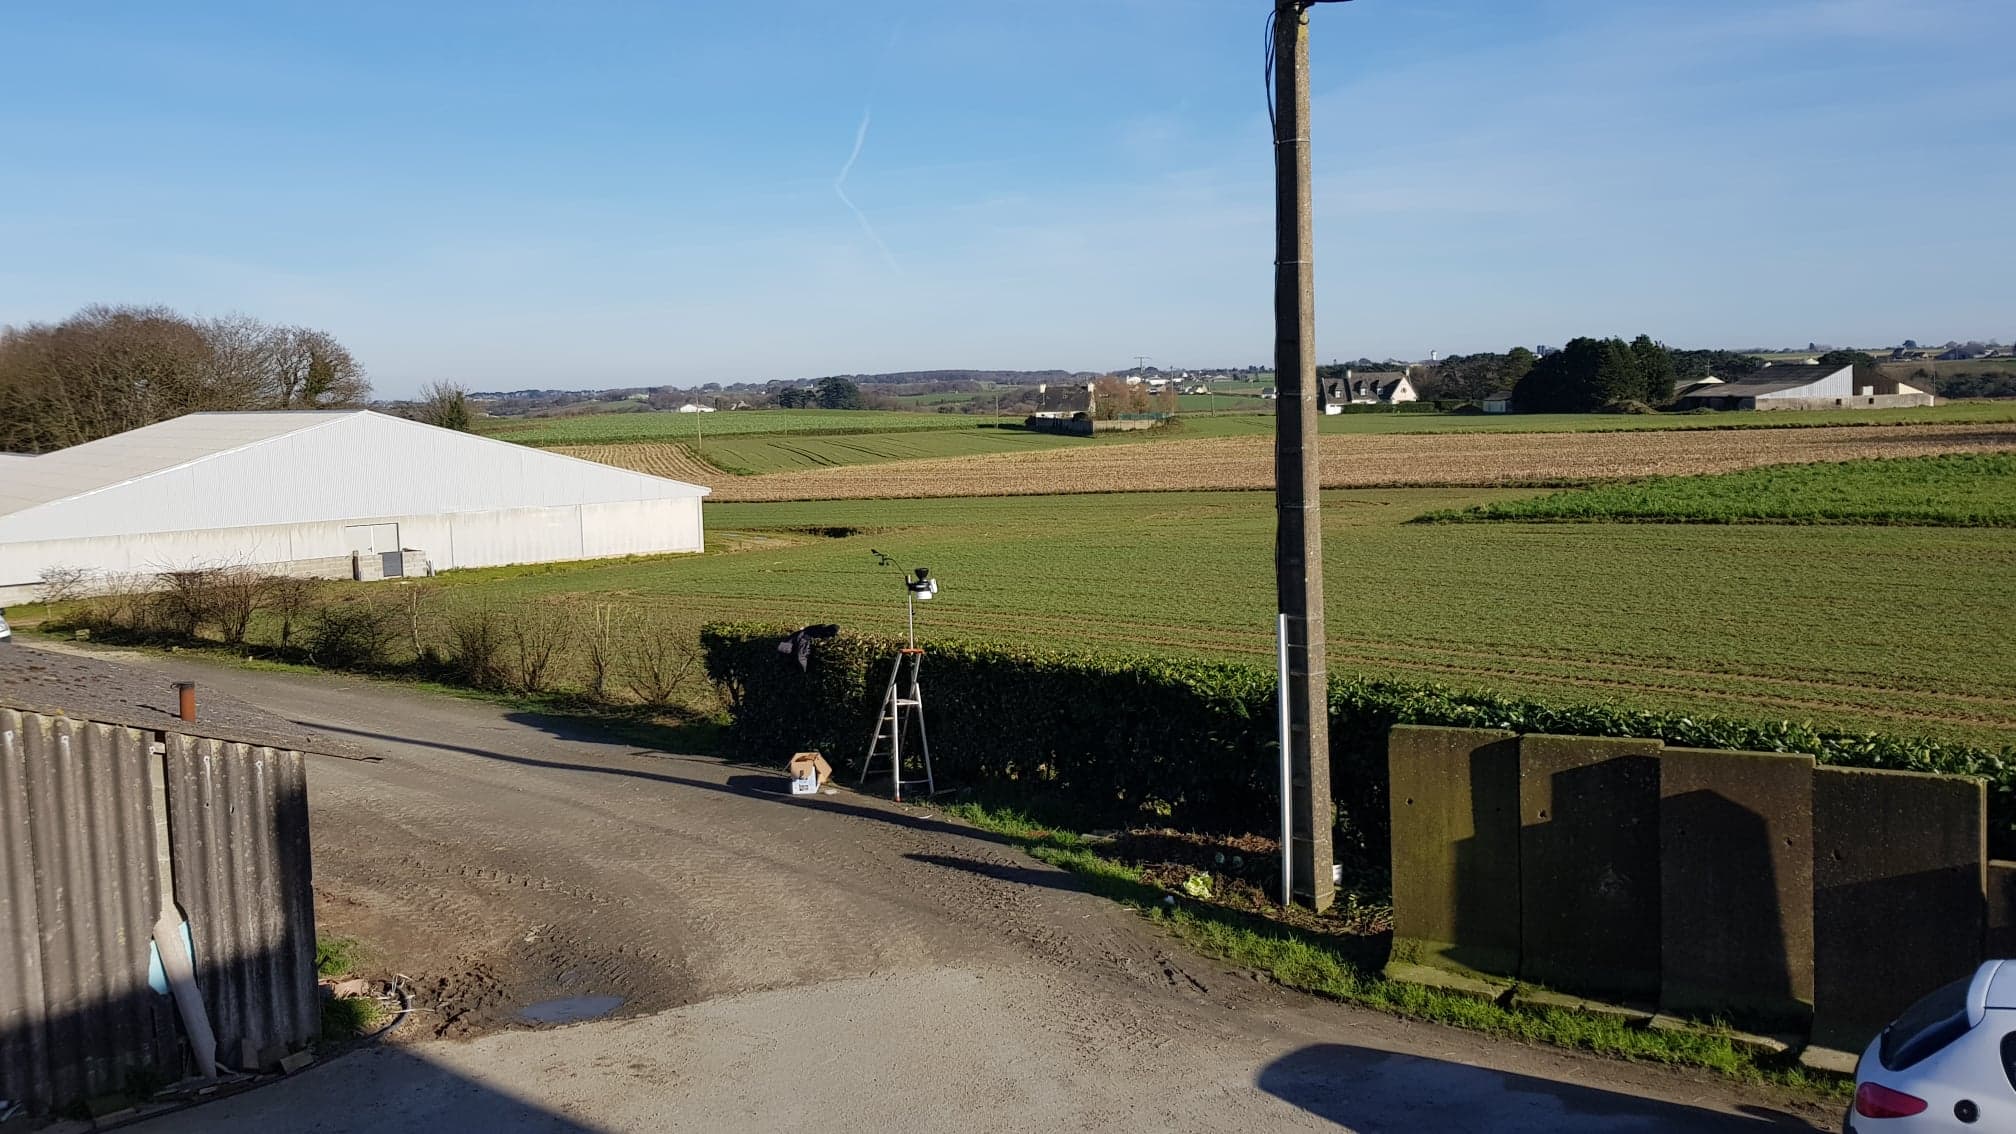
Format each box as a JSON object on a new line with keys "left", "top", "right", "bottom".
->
{"left": 505, "top": 605, "right": 576, "bottom": 695}
{"left": 619, "top": 614, "right": 700, "bottom": 708}
{"left": 444, "top": 605, "right": 507, "bottom": 690}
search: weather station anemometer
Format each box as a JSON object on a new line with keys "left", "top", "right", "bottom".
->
{"left": 862, "top": 550, "right": 942, "bottom": 801}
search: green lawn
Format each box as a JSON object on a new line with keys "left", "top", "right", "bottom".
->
{"left": 409, "top": 487, "right": 2016, "bottom": 748}
{"left": 1421, "top": 454, "right": 2016, "bottom": 526}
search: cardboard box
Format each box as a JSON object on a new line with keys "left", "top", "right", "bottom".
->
{"left": 788, "top": 751, "right": 832, "bottom": 785}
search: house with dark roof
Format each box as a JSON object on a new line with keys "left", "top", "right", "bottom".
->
{"left": 1675, "top": 364, "right": 1931, "bottom": 411}
{"left": 1320, "top": 369, "right": 1418, "bottom": 413}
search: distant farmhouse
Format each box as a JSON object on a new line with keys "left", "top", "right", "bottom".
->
{"left": 1675, "top": 363, "right": 1930, "bottom": 412}
{"left": 1320, "top": 368, "right": 1418, "bottom": 414}
{"left": 0, "top": 411, "right": 710, "bottom": 603}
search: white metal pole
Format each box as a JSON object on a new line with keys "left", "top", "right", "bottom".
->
{"left": 1276, "top": 612, "right": 1293, "bottom": 906}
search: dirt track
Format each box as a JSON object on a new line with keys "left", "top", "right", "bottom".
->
{"left": 107, "top": 654, "right": 1835, "bottom": 1133}
{"left": 564, "top": 421, "right": 2016, "bottom": 501}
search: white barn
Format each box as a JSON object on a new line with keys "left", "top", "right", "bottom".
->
{"left": 1675, "top": 365, "right": 1932, "bottom": 412}
{"left": 0, "top": 411, "right": 710, "bottom": 602}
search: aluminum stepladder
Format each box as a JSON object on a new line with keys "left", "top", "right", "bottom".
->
{"left": 861, "top": 646, "right": 935, "bottom": 802}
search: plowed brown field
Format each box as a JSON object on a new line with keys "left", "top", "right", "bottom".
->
{"left": 564, "top": 422, "right": 2016, "bottom": 502}
{"left": 556, "top": 442, "right": 723, "bottom": 485}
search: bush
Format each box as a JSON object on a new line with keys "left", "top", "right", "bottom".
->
{"left": 505, "top": 605, "right": 576, "bottom": 694}
{"left": 37, "top": 565, "right": 90, "bottom": 604}
{"left": 700, "top": 622, "right": 2016, "bottom": 860}
{"left": 443, "top": 605, "right": 507, "bottom": 689}
{"left": 148, "top": 564, "right": 272, "bottom": 644}
{"left": 304, "top": 601, "right": 402, "bottom": 671}
{"left": 620, "top": 614, "right": 701, "bottom": 708}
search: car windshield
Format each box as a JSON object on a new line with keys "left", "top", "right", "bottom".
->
{"left": 1882, "top": 976, "right": 1973, "bottom": 1072}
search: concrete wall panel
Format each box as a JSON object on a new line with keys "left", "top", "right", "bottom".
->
{"left": 1518, "top": 734, "right": 1663, "bottom": 1001}
{"left": 1388, "top": 726, "right": 1521, "bottom": 978}
{"left": 1812, "top": 766, "right": 1985, "bottom": 1051}
{"left": 1659, "top": 748, "right": 1815, "bottom": 1031}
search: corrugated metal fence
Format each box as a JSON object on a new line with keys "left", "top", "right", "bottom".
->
{"left": 0, "top": 709, "right": 316, "bottom": 1114}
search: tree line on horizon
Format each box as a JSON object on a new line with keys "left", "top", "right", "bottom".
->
{"left": 0, "top": 304, "right": 370, "bottom": 453}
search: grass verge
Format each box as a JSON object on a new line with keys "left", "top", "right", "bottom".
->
{"left": 320, "top": 993, "right": 387, "bottom": 1042}
{"left": 315, "top": 934, "right": 365, "bottom": 978}
{"left": 941, "top": 801, "right": 1850, "bottom": 1103}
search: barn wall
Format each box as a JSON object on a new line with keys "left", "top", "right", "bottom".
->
{"left": 0, "top": 500, "right": 703, "bottom": 600}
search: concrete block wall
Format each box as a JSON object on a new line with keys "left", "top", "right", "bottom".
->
{"left": 1387, "top": 726, "right": 1991, "bottom": 1046}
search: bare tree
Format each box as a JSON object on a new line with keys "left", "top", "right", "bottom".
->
{"left": 36, "top": 565, "right": 91, "bottom": 604}
{"left": 0, "top": 306, "right": 372, "bottom": 451}
{"left": 276, "top": 327, "right": 369, "bottom": 408}
{"left": 416, "top": 381, "right": 474, "bottom": 431}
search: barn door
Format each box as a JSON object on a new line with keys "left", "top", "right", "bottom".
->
{"left": 343, "top": 523, "right": 402, "bottom": 577}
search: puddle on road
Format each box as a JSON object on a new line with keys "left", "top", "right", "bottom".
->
{"left": 518, "top": 995, "right": 625, "bottom": 1025}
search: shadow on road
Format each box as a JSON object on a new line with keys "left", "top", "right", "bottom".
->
{"left": 1256, "top": 1044, "right": 1829, "bottom": 1133}
{"left": 291, "top": 715, "right": 1019, "bottom": 851}
{"left": 133, "top": 1042, "right": 609, "bottom": 1133}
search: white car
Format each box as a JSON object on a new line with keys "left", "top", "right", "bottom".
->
{"left": 0, "top": 608, "right": 10, "bottom": 642}
{"left": 1848, "top": 959, "right": 2016, "bottom": 1131}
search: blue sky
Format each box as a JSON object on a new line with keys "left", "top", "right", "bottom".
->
{"left": 1, "top": 1, "right": 2011, "bottom": 396}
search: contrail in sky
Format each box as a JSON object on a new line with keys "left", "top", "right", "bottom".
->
{"left": 835, "top": 106, "right": 900, "bottom": 273}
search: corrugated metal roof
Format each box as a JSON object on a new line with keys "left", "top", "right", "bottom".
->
{"left": 1677, "top": 365, "right": 1850, "bottom": 400}
{"left": 0, "top": 411, "right": 710, "bottom": 546}
{"left": 0, "top": 412, "right": 355, "bottom": 517}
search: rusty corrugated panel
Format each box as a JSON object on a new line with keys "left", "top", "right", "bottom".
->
{"left": 0, "top": 709, "right": 176, "bottom": 1113}
{"left": 165, "top": 733, "right": 318, "bottom": 1069}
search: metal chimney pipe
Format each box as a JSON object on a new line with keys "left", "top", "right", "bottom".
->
{"left": 173, "top": 682, "right": 196, "bottom": 723}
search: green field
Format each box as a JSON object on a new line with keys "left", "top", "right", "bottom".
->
{"left": 480, "top": 408, "right": 1002, "bottom": 446}
{"left": 1422, "top": 454, "right": 2016, "bottom": 527}
{"left": 686, "top": 426, "right": 1102, "bottom": 474}
{"left": 402, "top": 486, "right": 2016, "bottom": 748}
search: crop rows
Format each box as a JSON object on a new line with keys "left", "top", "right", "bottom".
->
{"left": 567, "top": 421, "right": 2016, "bottom": 501}
{"left": 1419, "top": 453, "right": 2016, "bottom": 526}
{"left": 481, "top": 408, "right": 994, "bottom": 446}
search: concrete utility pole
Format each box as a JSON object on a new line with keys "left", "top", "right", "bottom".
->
{"left": 1272, "top": 0, "right": 1338, "bottom": 912}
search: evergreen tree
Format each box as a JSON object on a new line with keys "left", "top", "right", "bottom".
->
{"left": 1630, "top": 335, "right": 1676, "bottom": 404}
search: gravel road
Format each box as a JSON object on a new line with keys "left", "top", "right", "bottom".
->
{"left": 107, "top": 655, "right": 1835, "bottom": 1133}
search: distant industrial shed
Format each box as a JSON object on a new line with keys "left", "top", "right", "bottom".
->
{"left": 0, "top": 411, "right": 710, "bottom": 602}
{"left": 1676, "top": 364, "right": 1931, "bottom": 411}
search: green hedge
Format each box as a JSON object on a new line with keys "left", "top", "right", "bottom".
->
{"left": 700, "top": 623, "right": 2016, "bottom": 860}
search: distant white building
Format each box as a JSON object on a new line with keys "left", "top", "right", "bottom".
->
{"left": 1675, "top": 364, "right": 1930, "bottom": 411}
{"left": 0, "top": 411, "right": 710, "bottom": 602}
{"left": 676, "top": 403, "right": 716, "bottom": 413}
